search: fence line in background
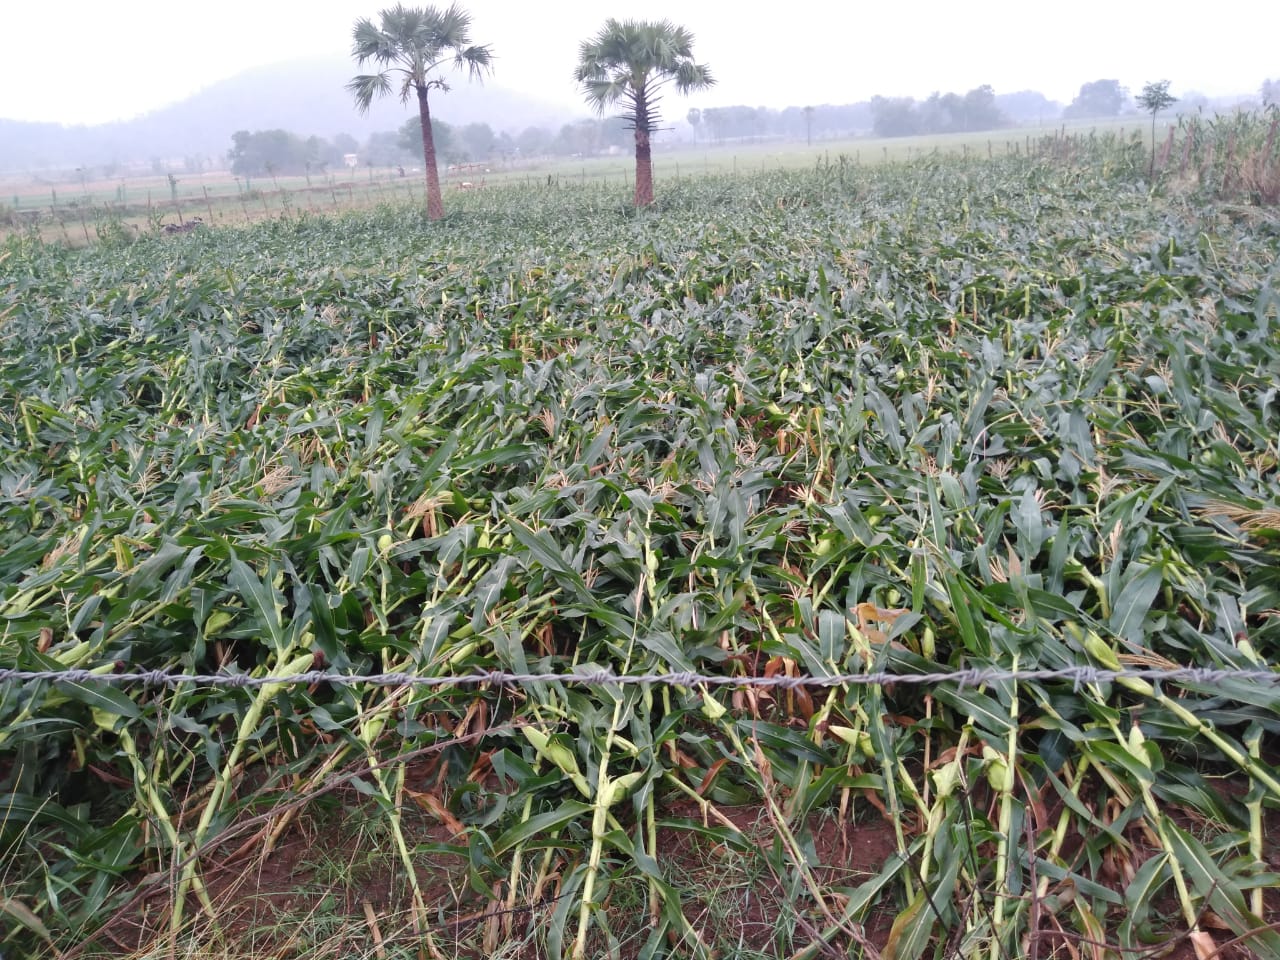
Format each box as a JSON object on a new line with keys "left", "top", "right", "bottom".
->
{"left": 1, "top": 665, "right": 1275, "bottom": 691}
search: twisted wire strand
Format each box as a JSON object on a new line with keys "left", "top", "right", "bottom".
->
{"left": 1, "top": 664, "right": 1274, "bottom": 690}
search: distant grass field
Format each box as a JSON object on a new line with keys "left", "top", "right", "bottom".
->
{"left": 0, "top": 117, "right": 1175, "bottom": 244}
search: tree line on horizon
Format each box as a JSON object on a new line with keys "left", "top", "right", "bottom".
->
{"left": 64, "top": 69, "right": 1275, "bottom": 188}
{"left": 224, "top": 115, "right": 637, "bottom": 178}
{"left": 3, "top": 1, "right": 1277, "bottom": 188}
{"left": 220, "top": 74, "right": 1212, "bottom": 182}
{"left": 340, "top": 0, "right": 1272, "bottom": 218}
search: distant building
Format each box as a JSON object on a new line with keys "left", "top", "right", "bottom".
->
{"left": 343, "top": 153, "right": 359, "bottom": 169}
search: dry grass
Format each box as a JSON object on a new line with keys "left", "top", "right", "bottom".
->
{"left": 1199, "top": 501, "right": 1280, "bottom": 535}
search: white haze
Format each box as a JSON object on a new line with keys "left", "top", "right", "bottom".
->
{"left": 0, "top": 0, "right": 1273, "bottom": 126}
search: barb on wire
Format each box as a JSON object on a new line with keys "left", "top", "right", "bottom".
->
{"left": 0, "top": 665, "right": 1275, "bottom": 691}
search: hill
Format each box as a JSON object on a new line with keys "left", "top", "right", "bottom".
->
{"left": 0, "top": 56, "right": 574, "bottom": 172}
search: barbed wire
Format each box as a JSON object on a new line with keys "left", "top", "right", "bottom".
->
{"left": 1, "top": 664, "right": 1275, "bottom": 691}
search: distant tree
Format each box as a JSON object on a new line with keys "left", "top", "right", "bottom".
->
{"left": 363, "top": 131, "right": 407, "bottom": 167}
{"left": 599, "top": 117, "right": 632, "bottom": 151}
{"left": 348, "top": 3, "right": 494, "bottom": 220}
{"left": 229, "top": 129, "right": 314, "bottom": 176}
{"left": 699, "top": 105, "right": 766, "bottom": 141}
{"left": 736, "top": 105, "right": 763, "bottom": 139}
{"left": 709, "top": 106, "right": 737, "bottom": 139}
{"left": 962, "top": 85, "right": 1006, "bottom": 131}
{"left": 870, "top": 96, "right": 920, "bottom": 137}
{"left": 687, "top": 107, "right": 702, "bottom": 144}
{"left": 918, "top": 92, "right": 958, "bottom": 133}
{"left": 551, "top": 121, "right": 588, "bottom": 157}
{"left": 753, "top": 106, "right": 773, "bottom": 140}
{"left": 398, "top": 116, "right": 455, "bottom": 163}
{"left": 1064, "top": 79, "right": 1127, "bottom": 119}
{"left": 914, "top": 88, "right": 1006, "bottom": 134}
{"left": 791, "top": 102, "right": 871, "bottom": 137}
{"left": 459, "top": 122, "right": 496, "bottom": 161}
{"left": 701, "top": 107, "right": 724, "bottom": 142}
{"left": 303, "top": 136, "right": 328, "bottom": 167}
{"left": 516, "top": 125, "right": 552, "bottom": 157}
{"left": 574, "top": 18, "right": 714, "bottom": 206}
{"left": 777, "top": 106, "right": 804, "bottom": 139}
{"left": 542, "top": 116, "right": 630, "bottom": 160}
{"left": 995, "top": 90, "right": 1061, "bottom": 126}
{"left": 332, "top": 132, "right": 360, "bottom": 157}
{"left": 1262, "top": 79, "right": 1279, "bottom": 107}
{"left": 1136, "top": 80, "right": 1177, "bottom": 177}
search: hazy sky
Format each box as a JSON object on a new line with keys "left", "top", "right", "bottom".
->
{"left": 1, "top": 0, "right": 1273, "bottom": 125}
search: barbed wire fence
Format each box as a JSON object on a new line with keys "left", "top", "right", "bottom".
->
{"left": 2, "top": 663, "right": 1277, "bottom": 691}
{"left": 3, "top": 659, "right": 1277, "bottom": 956}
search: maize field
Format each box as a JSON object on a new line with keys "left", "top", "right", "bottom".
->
{"left": 2, "top": 120, "right": 1279, "bottom": 959}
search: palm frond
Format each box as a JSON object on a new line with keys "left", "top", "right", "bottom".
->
{"left": 383, "top": 4, "right": 428, "bottom": 49}
{"left": 582, "top": 78, "right": 631, "bottom": 114}
{"left": 573, "top": 18, "right": 714, "bottom": 117}
{"left": 578, "top": 18, "right": 631, "bottom": 68}
{"left": 434, "top": 2, "right": 474, "bottom": 46}
{"left": 455, "top": 44, "right": 494, "bottom": 83}
{"left": 664, "top": 23, "right": 696, "bottom": 53}
{"left": 675, "top": 61, "right": 714, "bottom": 94}
{"left": 573, "top": 57, "right": 607, "bottom": 85}
{"left": 351, "top": 19, "right": 397, "bottom": 66}
{"left": 398, "top": 72, "right": 420, "bottom": 105}
{"left": 346, "top": 73, "right": 393, "bottom": 114}
{"left": 347, "top": 3, "right": 493, "bottom": 113}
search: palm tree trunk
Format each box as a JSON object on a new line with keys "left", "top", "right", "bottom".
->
{"left": 633, "top": 95, "right": 654, "bottom": 207}
{"left": 418, "top": 87, "right": 445, "bottom": 220}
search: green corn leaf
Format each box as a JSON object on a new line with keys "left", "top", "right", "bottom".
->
{"left": 1108, "top": 563, "right": 1165, "bottom": 644}
{"left": 227, "top": 556, "right": 285, "bottom": 654}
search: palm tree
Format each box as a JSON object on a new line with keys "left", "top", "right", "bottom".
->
{"left": 574, "top": 19, "right": 714, "bottom": 207}
{"left": 687, "top": 106, "right": 702, "bottom": 145}
{"left": 347, "top": 4, "right": 493, "bottom": 220}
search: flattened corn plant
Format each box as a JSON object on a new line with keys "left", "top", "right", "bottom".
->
{"left": 2, "top": 120, "right": 1279, "bottom": 960}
